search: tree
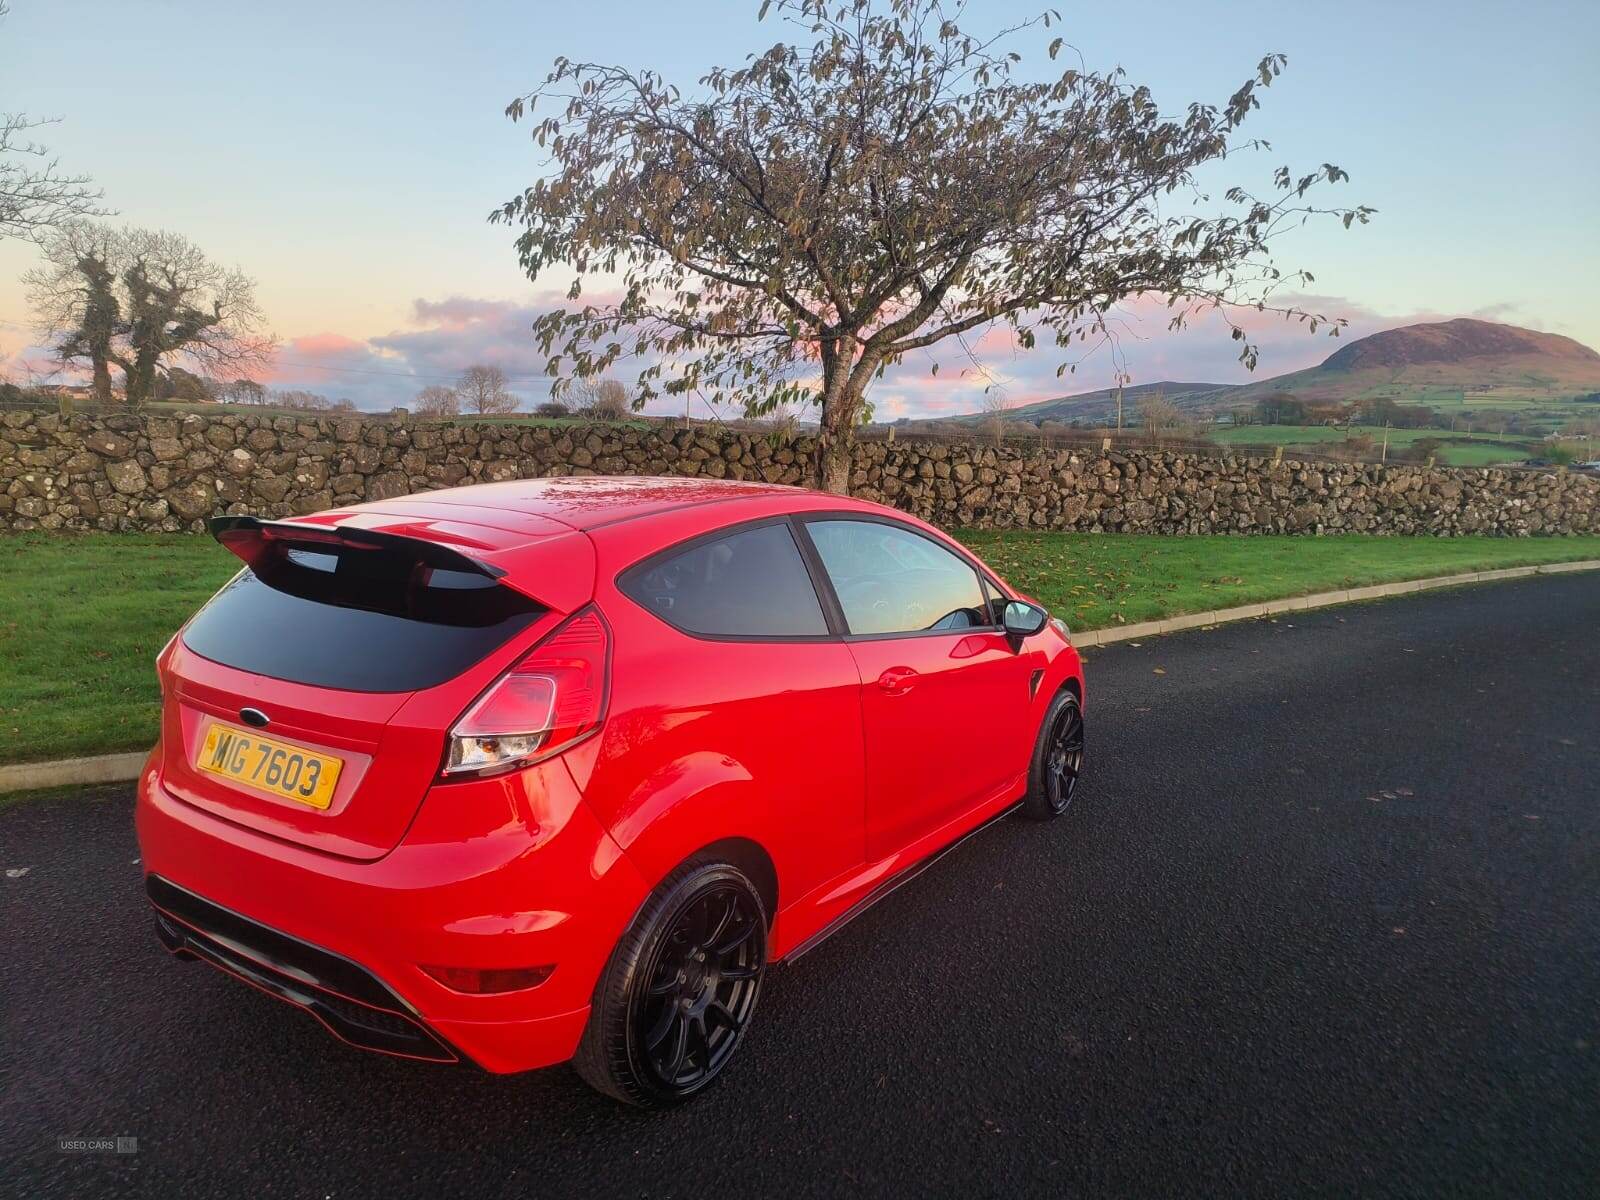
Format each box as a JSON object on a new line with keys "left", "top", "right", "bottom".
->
{"left": 0, "top": 4, "right": 107, "bottom": 242}
{"left": 570, "top": 377, "right": 631, "bottom": 420}
{"left": 220, "top": 378, "right": 267, "bottom": 405}
{"left": 1138, "top": 391, "right": 1188, "bottom": 443}
{"left": 1255, "top": 392, "right": 1306, "bottom": 426}
{"left": 979, "top": 388, "right": 1011, "bottom": 448}
{"left": 536, "top": 400, "right": 571, "bottom": 417}
{"left": 495, "top": 0, "right": 1370, "bottom": 491}
{"left": 152, "top": 366, "right": 216, "bottom": 402}
{"left": 457, "top": 365, "right": 519, "bottom": 415}
{"left": 25, "top": 222, "right": 276, "bottom": 405}
{"left": 271, "top": 389, "right": 330, "bottom": 410}
{"left": 414, "top": 385, "right": 460, "bottom": 417}
{"left": 24, "top": 221, "right": 120, "bottom": 400}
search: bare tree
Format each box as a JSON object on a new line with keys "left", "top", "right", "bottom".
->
{"left": 271, "top": 389, "right": 331, "bottom": 411}
{"left": 980, "top": 388, "right": 1011, "bottom": 448}
{"left": 23, "top": 221, "right": 120, "bottom": 399}
{"left": 1138, "top": 391, "right": 1187, "bottom": 444}
{"left": 569, "top": 377, "right": 630, "bottom": 420}
{"left": 414, "top": 384, "right": 460, "bottom": 418}
{"left": 457, "top": 365, "right": 519, "bottom": 415}
{"left": 25, "top": 222, "right": 276, "bottom": 405}
{"left": 0, "top": 5, "right": 108, "bottom": 242}
{"left": 495, "top": 0, "right": 1369, "bottom": 491}
{"left": 761, "top": 396, "right": 812, "bottom": 437}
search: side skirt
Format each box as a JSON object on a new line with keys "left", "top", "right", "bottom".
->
{"left": 781, "top": 801, "right": 1021, "bottom": 964}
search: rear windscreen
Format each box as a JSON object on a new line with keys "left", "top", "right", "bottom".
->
{"left": 181, "top": 546, "right": 541, "bottom": 692}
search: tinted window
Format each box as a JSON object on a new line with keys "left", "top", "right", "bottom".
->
{"left": 622, "top": 522, "right": 828, "bottom": 637}
{"left": 807, "top": 520, "right": 989, "bottom": 636}
{"left": 181, "top": 556, "right": 541, "bottom": 693}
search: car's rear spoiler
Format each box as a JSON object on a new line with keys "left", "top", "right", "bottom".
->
{"left": 207, "top": 516, "right": 508, "bottom": 580}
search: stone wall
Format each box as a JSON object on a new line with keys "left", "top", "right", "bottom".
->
{"left": 2, "top": 409, "right": 1596, "bottom": 536}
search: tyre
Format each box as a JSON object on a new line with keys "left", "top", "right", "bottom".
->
{"left": 1022, "top": 688, "right": 1085, "bottom": 820}
{"left": 573, "top": 858, "right": 767, "bottom": 1107}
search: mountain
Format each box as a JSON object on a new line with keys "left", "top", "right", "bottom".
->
{"left": 937, "top": 319, "right": 1600, "bottom": 424}
{"left": 1321, "top": 319, "right": 1599, "bottom": 372}
{"left": 1223, "top": 319, "right": 1600, "bottom": 409}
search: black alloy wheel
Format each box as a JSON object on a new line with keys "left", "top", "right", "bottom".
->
{"left": 1023, "top": 690, "right": 1085, "bottom": 820}
{"left": 635, "top": 883, "right": 763, "bottom": 1090}
{"left": 574, "top": 859, "right": 767, "bottom": 1106}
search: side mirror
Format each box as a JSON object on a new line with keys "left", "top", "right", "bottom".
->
{"left": 1002, "top": 600, "right": 1048, "bottom": 646}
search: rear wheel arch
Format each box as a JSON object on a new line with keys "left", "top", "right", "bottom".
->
{"left": 693, "top": 837, "right": 779, "bottom": 928}
{"left": 600, "top": 761, "right": 782, "bottom": 923}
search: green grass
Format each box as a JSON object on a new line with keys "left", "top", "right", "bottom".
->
{"left": 957, "top": 531, "right": 1600, "bottom": 634}
{"left": 0, "top": 535, "right": 239, "bottom": 767}
{"left": 3, "top": 530, "right": 1599, "bottom": 767}
{"left": 1436, "top": 442, "right": 1533, "bottom": 467}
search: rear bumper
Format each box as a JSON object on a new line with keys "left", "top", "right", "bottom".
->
{"left": 135, "top": 749, "right": 646, "bottom": 1074}
{"left": 149, "top": 874, "right": 462, "bottom": 1064}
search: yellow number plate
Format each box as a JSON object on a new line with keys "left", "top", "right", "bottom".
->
{"left": 196, "top": 723, "right": 343, "bottom": 810}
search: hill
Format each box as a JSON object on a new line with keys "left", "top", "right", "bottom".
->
{"left": 1223, "top": 319, "right": 1600, "bottom": 411}
{"left": 937, "top": 319, "right": 1600, "bottom": 424}
{"left": 1321, "top": 319, "right": 1599, "bottom": 372}
{"left": 935, "top": 380, "right": 1235, "bottom": 427}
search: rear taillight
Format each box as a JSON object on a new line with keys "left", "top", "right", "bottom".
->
{"left": 442, "top": 607, "right": 610, "bottom": 779}
{"left": 156, "top": 632, "right": 178, "bottom": 697}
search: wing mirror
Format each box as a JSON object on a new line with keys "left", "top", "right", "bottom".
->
{"left": 1002, "top": 600, "right": 1048, "bottom": 649}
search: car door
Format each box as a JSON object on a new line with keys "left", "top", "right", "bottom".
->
{"left": 800, "top": 516, "right": 1037, "bottom": 863}
{"left": 594, "top": 516, "right": 869, "bottom": 918}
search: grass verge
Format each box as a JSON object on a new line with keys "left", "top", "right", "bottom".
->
{"left": 1, "top": 535, "right": 239, "bottom": 767}
{"left": 959, "top": 531, "right": 1600, "bottom": 633}
{"left": 3, "top": 530, "right": 1599, "bottom": 766}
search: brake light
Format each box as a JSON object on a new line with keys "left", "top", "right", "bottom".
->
{"left": 442, "top": 607, "right": 610, "bottom": 778}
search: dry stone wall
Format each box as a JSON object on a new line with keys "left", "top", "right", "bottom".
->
{"left": 2, "top": 409, "right": 1596, "bottom": 537}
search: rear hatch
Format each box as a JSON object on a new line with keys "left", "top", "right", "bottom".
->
{"left": 157, "top": 512, "right": 585, "bottom": 860}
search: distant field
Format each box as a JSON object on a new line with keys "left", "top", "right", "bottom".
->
{"left": 1212, "top": 424, "right": 1531, "bottom": 466}
{"left": 1437, "top": 443, "right": 1535, "bottom": 466}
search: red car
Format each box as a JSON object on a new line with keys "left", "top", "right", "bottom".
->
{"left": 137, "top": 477, "right": 1086, "bottom": 1106}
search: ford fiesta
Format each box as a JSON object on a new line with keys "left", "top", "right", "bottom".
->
{"left": 137, "top": 476, "right": 1086, "bottom": 1106}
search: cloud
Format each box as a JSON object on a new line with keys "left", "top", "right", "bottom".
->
{"left": 260, "top": 298, "right": 560, "bottom": 409}
{"left": 868, "top": 292, "right": 1458, "bottom": 417}
{"left": 260, "top": 290, "right": 1494, "bottom": 416}
{"left": 371, "top": 299, "right": 553, "bottom": 387}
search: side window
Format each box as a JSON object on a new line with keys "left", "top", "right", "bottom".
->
{"left": 807, "top": 520, "right": 990, "bottom": 636}
{"left": 621, "top": 522, "right": 829, "bottom": 638}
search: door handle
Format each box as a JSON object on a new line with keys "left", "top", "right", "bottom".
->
{"left": 877, "top": 666, "right": 919, "bottom": 694}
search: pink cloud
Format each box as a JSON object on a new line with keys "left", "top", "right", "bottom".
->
{"left": 259, "top": 289, "right": 1512, "bottom": 417}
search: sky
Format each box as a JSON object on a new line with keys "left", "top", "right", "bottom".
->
{"left": 1, "top": 0, "right": 1596, "bottom": 418}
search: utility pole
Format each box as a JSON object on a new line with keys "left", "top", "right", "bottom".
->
{"left": 1115, "top": 384, "right": 1123, "bottom": 435}
{"left": 1381, "top": 420, "right": 1390, "bottom": 463}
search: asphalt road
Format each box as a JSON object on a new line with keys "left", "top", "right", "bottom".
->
{"left": 3, "top": 574, "right": 1598, "bottom": 1199}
